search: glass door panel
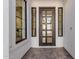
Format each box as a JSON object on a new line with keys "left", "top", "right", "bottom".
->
{"left": 42, "top": 37, "right": 46, "bottom": 43}
{"left": 47, "top": 11, "right": 52, "bottom": 16}
{"left": 42, "top": 17, "right": 46, "bottom": 23}
{"left": 42, "top": 11, "right": 46, "bottom": 16}
{"left": 47, "top": 17, "right": 52, "bottom": 23}
{"left": 42, "top": 24, "right": 46, "bottom": 30}
{"left": 47, "top": 37, "right": 52, "bottom": 43}
{"left": 47, "top": 24, "right": 52, "bottom": 30}
{"left": 42, "top": 31, "right": 46, "bottom": 36}
{"left": 47, "top": 31, "right": 52, "bottom": 36}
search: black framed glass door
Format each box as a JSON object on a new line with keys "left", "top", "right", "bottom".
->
{"left": 39, "top": 7, "right": 56, "bottom": 46}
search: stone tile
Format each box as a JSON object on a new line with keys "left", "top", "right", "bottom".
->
{"left": 22, "top": 48, "right": 73, "bottom": 59}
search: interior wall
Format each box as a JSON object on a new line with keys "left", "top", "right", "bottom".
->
{"left": 3, "top": 0, "right": 9, "bottom": 59}
{"left": 9, "top": 0, "right": 31, "bottom": 59}
{"left": 64, "top": 0, "right": 75, "bottom": 58}
{"left": 31, "top": 0, "right": 64, "bottom": 48}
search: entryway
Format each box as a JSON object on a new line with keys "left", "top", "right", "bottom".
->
{"left": 39, "top": 7, "right": 56, "bottom": 46}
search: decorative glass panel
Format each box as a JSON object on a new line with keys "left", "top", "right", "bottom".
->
{"left": 42, "top": 31, "right": 46, "bottom": 36}
{"left": 47, "top": 31, "right": 52, "bottom": 36}
{"left": 47, "top": 37, "right": 52, "bottom": 43}
{"left": 47, "top": 17, "right": 52, "bottom": 23}
{"left": 42, "top": 17, "right": 46, "bottom": 23}
{"left": 42, "top": 38, "right": 46, "bottom": 43}
{"left": 47, "top": 11, "right": 52, "bottom": 16}
{"left": 32, "top": 7, "right": 36, "bottom": 37}
{"left": 58, "top": 7, "right": 63, "bottom": 36}
{"left": 42, "top": 24, "right": 46, "bottom": 30}
{"left": 16, "top": 0, "right": 27, "bottom": 43}
{"left": 42, "top": 11, "right": 45, "bottom": 16}
{"left": 47, "top": 24, "right": 52, "bottom": 30}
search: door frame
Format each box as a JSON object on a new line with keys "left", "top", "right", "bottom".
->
{"left": 39, "top": 7, "right": 56, "bottom": 46}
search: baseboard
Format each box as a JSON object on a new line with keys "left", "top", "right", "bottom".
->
{"left": 21, "top": 47, "right": 32, "bottom": 59}
{"left": 32, "top": 46, "right": 64, "bottom": 48}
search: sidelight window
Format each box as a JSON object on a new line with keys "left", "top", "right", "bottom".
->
{"left": 58, "top": 7, "right": 63, "bottom": 36}
{"left": 31, "top": 7, "right": 36, "bottom": 37}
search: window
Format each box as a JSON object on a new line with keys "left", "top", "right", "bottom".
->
{"left": 58, "top": 7, "right": 63, "bottom": 36}
{"left": 31, "top": 7, "right": 36, "bottom": 37}
{"left": 16, "top": 0, "right": 27, "bottom": 43}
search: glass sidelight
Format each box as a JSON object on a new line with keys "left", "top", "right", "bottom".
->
{"left": 58, "top": 7, "right": 63, "bottom": 36}
{"left": 39, "top": 7, "right": 55, "bottom": 46}
{"left": 31, "top": 7, "right": 36, "bottom": 37}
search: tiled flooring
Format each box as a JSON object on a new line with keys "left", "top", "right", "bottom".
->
{"left": 22, "top": 48, "right": 73, "bottom": 59}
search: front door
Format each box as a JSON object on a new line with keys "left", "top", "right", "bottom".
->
{"left": 39, "top": 7, "right": 56, "bottom": 46}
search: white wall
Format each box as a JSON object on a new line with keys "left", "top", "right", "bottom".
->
{"left": 31, "top": 0, "right": 64, "bottom": 48}
{"left": 64, "top": 0, "right": 75, "bottom": 58}
{"left": 3, "top": 0, "right": 9, "bottom": 59}
{"left": 9, "top": 0, "right": 31, "bottom": 59}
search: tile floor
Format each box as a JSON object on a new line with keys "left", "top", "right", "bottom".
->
{"left": 22, "top": 48, "right": 73, "bottom": 59}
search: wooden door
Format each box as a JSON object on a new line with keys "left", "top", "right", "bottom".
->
{"left": 39, "top": 7, "right": 56, "bottom": 46}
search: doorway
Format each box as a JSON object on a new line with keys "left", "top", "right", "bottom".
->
{"left": 39, "top": 7, "right": 56, "bottom": 46}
